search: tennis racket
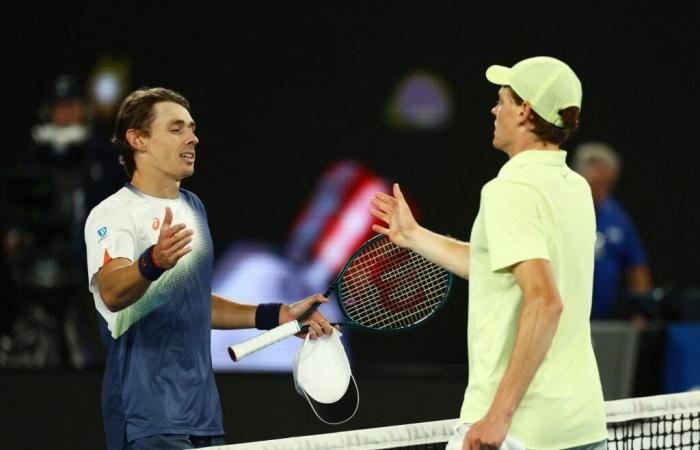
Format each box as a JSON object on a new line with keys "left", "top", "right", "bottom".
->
{"left": 228, "top": 234, "right": 453, "bottom": 362}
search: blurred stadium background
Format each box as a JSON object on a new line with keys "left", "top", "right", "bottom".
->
{"left": 1, "top": 2, "right": 698, "bottom": 448}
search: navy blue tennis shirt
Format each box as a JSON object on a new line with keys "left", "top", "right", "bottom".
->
{"left": 85, "top": 186, "right": 223, "bottom": 450}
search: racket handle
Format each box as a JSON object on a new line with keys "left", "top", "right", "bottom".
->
{"left": 228, "top": 321, "right": 301, "bottom": 362}
{"left": 323, "top": 285, "right": 336, "bottom": 298}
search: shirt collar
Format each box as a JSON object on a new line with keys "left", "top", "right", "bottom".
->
{"left": 498, "top": 149, "right": 568, "bottom": 177}
{"left": 125, "top": 183, "right": 181, "bottom": 201}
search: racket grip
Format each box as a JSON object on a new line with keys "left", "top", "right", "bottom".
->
{"left": 228, "top": 321, "right": 301, "bottom": 362}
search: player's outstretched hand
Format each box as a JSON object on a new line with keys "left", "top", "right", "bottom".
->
{"left": 152, "top": 207, "right": 193, "bottom": 269}
{"left": 370, "top": 183, "right": 419, "bottom": 248}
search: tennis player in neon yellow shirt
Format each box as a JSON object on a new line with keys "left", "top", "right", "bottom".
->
{"left": 371, "top": 56, "right": 607, "bottom": 449}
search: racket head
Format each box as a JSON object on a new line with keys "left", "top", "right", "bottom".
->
{"left": 332, "top": 234, "right": 452, "bottom": 332}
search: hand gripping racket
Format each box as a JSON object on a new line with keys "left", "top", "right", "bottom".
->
{"left": 228, "top": 234, "right": 453, "bottom": 362}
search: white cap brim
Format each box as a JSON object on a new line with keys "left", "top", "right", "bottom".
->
{"left": 485, "top": 65, "right": 512, "bottom": 86}
{"left": 301, "top": 375, "right": 359, "bottom": 425}
{"left": 293, "top": 330, "right": 359, "bottom": 425}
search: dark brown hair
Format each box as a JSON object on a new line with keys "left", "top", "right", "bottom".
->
{"left": 507, "top": 87, "right": 580, "bottom": 146}
{"left": 111, "top": 87, "right": 190, "bottom": 178}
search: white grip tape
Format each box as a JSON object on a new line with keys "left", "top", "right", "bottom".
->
{"left": 228, "top": 320, "right": 301, "bottom": 362}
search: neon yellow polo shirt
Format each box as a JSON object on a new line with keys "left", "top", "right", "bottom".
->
{"left": 460, "top": 150, "right": 607, "bottom": 449}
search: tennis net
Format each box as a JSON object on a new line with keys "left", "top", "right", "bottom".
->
{"left": 205, "top": 391, "right": 700, "bottom": 449}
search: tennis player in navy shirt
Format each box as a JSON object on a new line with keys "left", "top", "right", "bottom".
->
{"left": 85, "top": 87, "right": 334, "bottom": 450}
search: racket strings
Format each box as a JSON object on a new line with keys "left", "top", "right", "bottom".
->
{"left": 345, "top": 264, "right": 445, "bottom": 327}
{"left": 344, "top": 252, "right": 447, "bottom": 328}
{"left": 339, "top": 238, "right": 449, "bottom": 329}
{"left": 350, "top": 275, "right": 446, "bottom": 328}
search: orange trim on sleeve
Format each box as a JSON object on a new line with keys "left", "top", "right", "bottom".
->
{"left": 103, "top": 249, "right": 113, "bottom": 265}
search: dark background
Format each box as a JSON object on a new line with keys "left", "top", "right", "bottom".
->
{"left": 1, "top": 2, "right": 699, "bottom": 449}
{"left": 7, "top": 2, "right": 699, "bottom": 288}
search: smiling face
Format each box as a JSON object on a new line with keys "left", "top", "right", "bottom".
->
{"left": 135, "top": 101, "right": 199, "bottom": 181}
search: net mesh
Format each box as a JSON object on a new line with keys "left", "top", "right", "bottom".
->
{"left": 339, "top": 236, "right": 451, "bottom": 330}
{"left": 606, "top": 392, "right": 700, "bottom": 449}
{"left": 205, "top": 392, "right": 700, "bottom": 450}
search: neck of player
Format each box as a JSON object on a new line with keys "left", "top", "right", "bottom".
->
{"left": 504, "top": 133, "right": 559, "bottom": 159}
{"left": 131, "top": 169, "right": 181, "bottom": 199}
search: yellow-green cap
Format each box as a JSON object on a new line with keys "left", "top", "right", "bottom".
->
{"left": 486, "top": 56, "right": 582, "bottom": 127}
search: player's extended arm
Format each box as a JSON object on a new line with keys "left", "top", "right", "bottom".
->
{"left": 211, "top": 294, "right": 334, "bottom": 338}
{"left": 97, "top": 207, "right": 193, "bottom": 312}
{"left": 464, "top": 258, "right": 563, "bottom": 449}
{"left": 211, "top": 294, "right": 257, "bottom": 329}
{"left": 371, "top": 183, "right": 470, "bottom": 279}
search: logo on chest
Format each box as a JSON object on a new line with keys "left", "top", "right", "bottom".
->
{"left": 152, "top": 218, "right": 160, "bottom": 231}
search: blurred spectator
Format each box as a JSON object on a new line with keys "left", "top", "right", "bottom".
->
{"left": 0, "top": 73, "right": 122, "bottom": 369}
{"left": 573, "top": 142, "right": 652, "bottom": 323}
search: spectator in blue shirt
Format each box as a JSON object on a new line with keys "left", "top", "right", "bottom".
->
{"left": 573, "top": 142, "right": 652, "bottom": 323}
